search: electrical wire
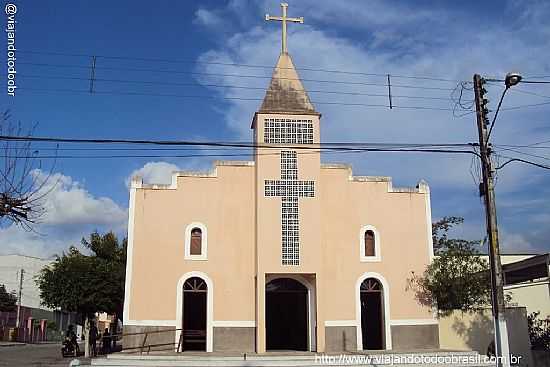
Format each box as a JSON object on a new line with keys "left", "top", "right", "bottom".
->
{"left": 15, "top": 62, "right": 457, "bottom": 91}
{"left": 517, "top": 80, "right": 550, "bottom": 84}
{"left": 2, "top": 149, "right": 479, "bottom": 160}
{"left": 486, "top": 87, "right": 509, "bottom": 140}
{"left": 14, "top": 74, "right": 457, "bottom": 101}
{"left": 501, "top": 101, "right": 550, "bottom": 111}
{"left": 14, "top": 87, "right": 458, "bottom": 111}
{"left": 15, "top": 49, "right": 460, "bottom": 82}
{"left": 0, "top": 135, "right": 475, "bottom": 149}
{"left": 509, "top": 87, "right": 550, "bottom": 100}
{"left": 494, "top": 154, "right": 550, "bottom": 170}
{"left": 493, "top": 146, "right": 550, "bottom": 162}
{"left": 0, "top": 135, "right": 480, "bottom": 159}
{"left": 486, "top": 78, "right": 550, "bottom": 84}
{"left": 6, "top": 135, "right": 548, "bottom": 172}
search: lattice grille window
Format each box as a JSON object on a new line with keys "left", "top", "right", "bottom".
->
{"left": 264, "top": 150, "right": 315, "bottom": 266}
{"left": 264, "top": 118, "right": 314, "bottom": 144}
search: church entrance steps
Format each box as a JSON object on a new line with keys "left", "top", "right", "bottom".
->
{"left": 91, "top": 350, "right": 495, "bottom": 367}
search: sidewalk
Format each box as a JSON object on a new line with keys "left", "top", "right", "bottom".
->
{"left": 0, "top": 341, "right": 26, "bottom": 347}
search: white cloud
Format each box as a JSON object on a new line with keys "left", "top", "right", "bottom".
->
{"left": 0, "top": 225, "right": 73, "bottom": 258}
{"left": 32, "top": 170, "right": 127, "bottom": 227}
{"left": 126, "top": 158, "right": 214, "bottom": 186}
{"left": 500, "top": 231, "right": 538, "bottom": 254}
{"left": 0, "top": 170, "right": 128, "bottom": 257}
{"left": 127, "top": 161, "right": 181, "bottom": 186}
{"left": 193, "top": 0, "right": 550, "bottom": 252}
{"left": 194, "top": 8, "right": 223, "bottom": 27}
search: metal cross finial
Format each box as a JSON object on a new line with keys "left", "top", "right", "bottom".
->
{"left": 265, "top": 3, "right": 304, "bottom": 54}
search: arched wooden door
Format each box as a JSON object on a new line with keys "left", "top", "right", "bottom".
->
{"left": 360, "top": 278, "right": 384, "bottom": 349}
{"left": 182, "top": 277, "right": 207, "bottom": 351}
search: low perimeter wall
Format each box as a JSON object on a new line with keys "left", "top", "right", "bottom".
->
{"left": 439, "top": 307, "right": 533, "bottom": 366}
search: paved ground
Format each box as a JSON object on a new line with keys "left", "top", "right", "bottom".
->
{"left": 0, "top": 343, "right": 90, "bottom": 367}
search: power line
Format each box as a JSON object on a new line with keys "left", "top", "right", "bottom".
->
{"left": 0, "top": 135, "right": 474, "bottom": 149}
{"left": 15, "top": 87, "right": 457, "bottom": 112}
{"left": 15, "top": 62, "right": 457, "bottom": 91}
{"left": 518, "top": 80, "right": 550, "bottom": 84}
{"left": 3, "top": 148, "right": 480, "bottom": 160}
{"left": 510, "top": 87, "right": 550, "bottom": 100}
{"left": 0, "top": 135, "right": 480, "bottom": 159}
{"left": 15, "top": 74, "right": 457, "bottom": 101}
{"left": 494, "top": 154, "right": 550, "bottom": 170}
{"left": 487, "top": 78, "right": 550, "bottom": 84}
{"left": 493, "top": 146, "right": 550, "bottom": 162}
{"left": 501, "top": 101, "right": 550, "bottom": 111}
{"left": 28, "top": 144, "right": 473, "bottom": 152}
{"left": 496, "top": 144, "right": 550, "bottom": 149}
{"left": 7, "top": 134, "right": 549, "bottom": 172}
{"left": 524, "top": 139, "right": 550, "bottom": 147}
{"left": 15, "top": 49, "right": 460, "bottom": 82}
{"left": 2, "top": 149, "right": 479, "bottom": 160}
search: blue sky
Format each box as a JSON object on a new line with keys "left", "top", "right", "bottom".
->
{"left": 1, "top": 0, "right": 550, "bottom": 257}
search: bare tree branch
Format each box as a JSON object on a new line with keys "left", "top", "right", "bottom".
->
{"left": 0, "top": 110, "right": 58, "bottom": 231}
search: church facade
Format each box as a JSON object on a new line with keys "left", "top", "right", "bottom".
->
{"left": 123, "top": 5, "right": 438, "bottom": 353}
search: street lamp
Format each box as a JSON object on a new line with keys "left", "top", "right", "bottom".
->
{"left": 505, "top": 72, "right": 522, "bottom": 88}
{"left": 487, "top": 72, "right": 522, "bottom": 139}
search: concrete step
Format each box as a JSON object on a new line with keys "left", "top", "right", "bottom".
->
{"left": 91, "top": 351, "right": 495, "bottom": 367}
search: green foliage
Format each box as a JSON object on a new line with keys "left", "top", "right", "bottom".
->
{"left": 432, "top": 216, "right": 475, "bottom": 255}
{"left": 46, "top": 320, "right": 57, "bottom": 330}
{"left": 408, "top": 216, "right": 491, "bottom": 316}
{"left": 528, "top": 311, "right": 550, "bottom": 350}
{"left": 36, "top": 231, "right": 126, "bottom": 319}
{"left": 0, "top": 284, "right": 17, "bottom": 312}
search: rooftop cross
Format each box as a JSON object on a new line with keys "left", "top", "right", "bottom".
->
{"left": 265, "top": 3, "right": 304, "bottom": 54}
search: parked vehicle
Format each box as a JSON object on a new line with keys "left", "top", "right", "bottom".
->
{"left": 61, "top": 336, "right": 77, "bottom": 357}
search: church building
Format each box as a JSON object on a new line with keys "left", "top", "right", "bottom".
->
{"left": 123, "top": 3, "right": 438, "bottom": 353}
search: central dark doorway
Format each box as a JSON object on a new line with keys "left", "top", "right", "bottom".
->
{"left": 360, "top": 278, "right": 384, "bottom": 350}
{"left": 266, "top": 278, "right": 308, "bottom": 351}
{"left": 182, "top": 277, "right": 207, "bottom": 351}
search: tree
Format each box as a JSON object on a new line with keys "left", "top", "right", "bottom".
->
{"left": 36, "top": 231, "right": 126, "bottom": 356}
{"left": 408, "top": 216, "right": 492, "bottom": 316}
{"left": 37, "top": 232, "right": 126, "bottom": 316}
{"left": 528, "top": 311, "right": 550, "bottom": 350}
{"left": 0, "top": 111, "right": 56, "bottom": 230}
{"left": 0, "top": 284, "right": 17, "bottom": 312}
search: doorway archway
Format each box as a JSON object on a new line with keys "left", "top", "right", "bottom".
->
{"left": 265, "top": 278, "right": 308, "bottom": 351}
{"left": 181, "top": 277, "right": 207, "bottom": 351}
{"left": 360, "top": 278, "right": 384, "bottom": 349}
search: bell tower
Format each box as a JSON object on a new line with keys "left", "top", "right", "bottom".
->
{"left": 252, "top": 51, "right": 322, "bottom": 268}
{"left": 253, "top": 3, "right": 324, "bottom": 353}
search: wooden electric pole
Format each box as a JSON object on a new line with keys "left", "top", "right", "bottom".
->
{"left": 15, "top": 269, "right": 24, "bottom": 328}
{"left": 473, "top": 74, "right": 510, "bottom": 367}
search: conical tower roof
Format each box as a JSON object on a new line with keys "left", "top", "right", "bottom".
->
{"left": 259, "top": 53, "right": 318, "bottom": 114}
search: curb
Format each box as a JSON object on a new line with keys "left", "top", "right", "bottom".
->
{"left": 0, "top": 342, "right": 26, "bottom": 347}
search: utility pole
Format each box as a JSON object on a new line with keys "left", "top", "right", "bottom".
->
{"left": 473, "top": 74, "right": 510, "bottom": 367}
{"left": 15, "top": 269, "right": 24, "bottom": 328}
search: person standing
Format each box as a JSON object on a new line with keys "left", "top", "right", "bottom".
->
{"left": 102, "top": 328, "right": 111, "bottom": 355}
{"left": 89, "top": 321, "right": 98, "bottom": 357}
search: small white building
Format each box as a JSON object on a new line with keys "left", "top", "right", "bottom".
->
{"left": 0, "top": 254, "right": 53, "bottom": 310}
{"left": 0, "top": 254, "right": 77, "bottom": 331}
{"left": 501, "top": 253, "right": 550, "bottom": 319}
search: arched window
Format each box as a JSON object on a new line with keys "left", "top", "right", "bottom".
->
{"left": 185, "top": 223, "right": 207, "bottom": 260}
{"left": 365, "top": 230, "right": 375, "bottom": 257}
{"left": 190, "top": 228, "right": 202, "bottom": 255}
{"left": 360, "top": 225, "right": 380, "bottom": 262}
